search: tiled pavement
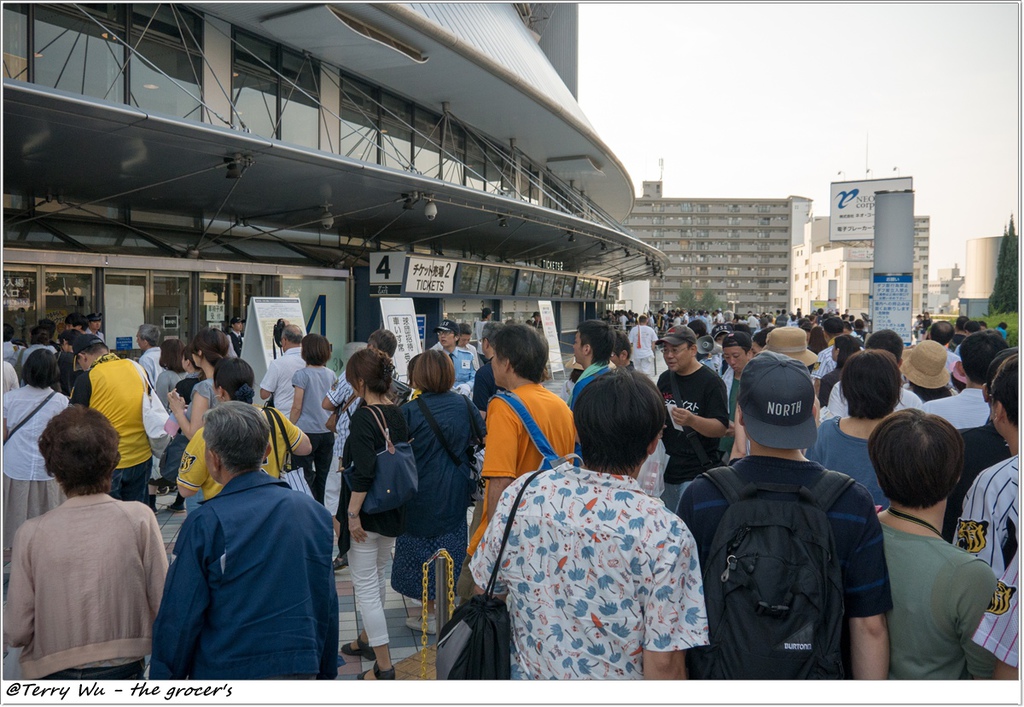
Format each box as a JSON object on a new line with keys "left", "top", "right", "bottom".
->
{"left": 2, "top": 491, "right": 444, "bottom": 681}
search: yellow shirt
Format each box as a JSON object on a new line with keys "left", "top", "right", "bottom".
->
{"left": 467, "top": 383, "right": 575, "bottom": 554}
{"left": 177, "top": 406, "right": 304, "bottom": 500}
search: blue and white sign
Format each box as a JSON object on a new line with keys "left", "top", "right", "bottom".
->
{"left": 416, "top": 314, "right": 426, "bottom": 345}
{"left": 115, "top": 336, "right": 133, "bottom": 351}
{"left": 830, "top": 177, "right": 912, "bottom": 242}
{"left": 872, "top": 274, "right": 914, "bottom": 345}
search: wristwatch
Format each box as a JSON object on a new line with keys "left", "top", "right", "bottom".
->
{"left": 347, "top": 511, "right": 358, "bottom": 519}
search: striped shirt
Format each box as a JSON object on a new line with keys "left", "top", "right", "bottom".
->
{"left": 957, "top": 456, "right": 1019, "bottom": 577}
{"left": 973, "top": 551, "right": 1019, "bottom": 668}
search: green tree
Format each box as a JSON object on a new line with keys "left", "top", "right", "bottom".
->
{"left": 699, "top": 289, "right": 724, "bottom": 312}
{"left": 675, "top": 287, "right": 699, "bottom": 310}
{"left": 990, "top": 215, "right": 1018, "bottom": 313}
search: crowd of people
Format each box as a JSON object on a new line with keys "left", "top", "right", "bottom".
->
{"left": 1, "top": 304, "right": 1019, "bottom": 683}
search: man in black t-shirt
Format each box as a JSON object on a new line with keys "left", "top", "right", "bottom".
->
{"left": 655, "top": 325, "right": 728, "bottom": 513}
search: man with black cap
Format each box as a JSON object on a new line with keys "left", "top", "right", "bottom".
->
{"left": 434, "top": 319, "right": 475, "bottom": 394}
{"left": 228, "top": 317, "right": 245, "bottom": 358}
{"left": 679, "top": 350, "right": 888, "bottom": 676}
{"left": 677, "top": 351, "right": 891, "bottom": 679}
{"left": 69, "top": 334, "right": 152, "bottom": 504}
{"left": 86, "top": 312, "right": 104, "bottom": 343}
{"left": 655, "top": 325, "right": 729, "bottom": 513}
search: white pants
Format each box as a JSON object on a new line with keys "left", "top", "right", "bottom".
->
{"left": 349, "top": 531, "right": 395, "bottom": 647}
{"left": 634, "top": 355, "right": 656, "bottom": 377}
{"left": 324, "top": 455, "right": 341, "bottom": 516}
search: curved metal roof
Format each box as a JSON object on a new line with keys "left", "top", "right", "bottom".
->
{"left": 193, "top": 3, "right": 636, "bottom": 221}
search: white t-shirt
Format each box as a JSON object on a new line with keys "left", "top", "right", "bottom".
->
{"left": 139, "top": 346, "right": 162, "bottom": 386}
{"left": 3, "top": 386, "right": 69, "bottom": 481}
{"left": 628, "top": 325, "right": 658, "bottom": 359}
{"left": 923, "top": 388, "right": 990, "bottom": 430}
{"left": 258, "top": 347, "right": 305, "bottom": 415}
{"left": 2, "top": 361, "right": 18, "bottom": 393}
{"left": 746, "top": 315, "right": 759, "bottom": 330}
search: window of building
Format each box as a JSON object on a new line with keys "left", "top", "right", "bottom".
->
{"left": 279, "top": 49, "right": 319, "bottom": 148}
{"left": 340, "top": 75, "right": 379, "bottom": 163}
{"left": 4, "top": 4, "right": 28, "bottom": 80}
{"left": 233, "top": 32, "right": 278, "bottom": 139}
{"left": 758, "top": 217, "right": 770, "bottom": 226}
{"left": 129, "top": 5, "right": 203, "bottom": 121}
{"left": 697, "top": 204, "right": 710, "bottom": 213}
{"left": 727, "top": 217, "right": 741, "bottom": 225}
{"left": 34, "top": 5, "right": 126, "bottom": 101}
{"left": 727, "top": 205, "right": 740, "bottom": 213}
{"left": 696, "top": 217, "right": 710, "bottom": 225}
{"left": 680, "top": 203, "right": 693, "bottom": 212}
{"left": 379, "top": 92, "right": 412, "bottom": 170}
{"left": 441, "top": 120, "right": 466, "bottom": 186}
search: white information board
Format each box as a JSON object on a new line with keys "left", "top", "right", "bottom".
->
{"left": 829, "top": 177, "right": 912, "bottom": 241}
{"left": 538, "top": 300, "right": 565, "bottom": 376}
{"left": 871, "top": 274, "right": 913, "bottom": 345}
{"left": 379, "top": 298, "right": 422, "bottom": 382}
{"left": 405, "top": 256, "right": 456, "bottom": 294}
{"left": 239, "top": 297, "right": 306, "bottom": 388}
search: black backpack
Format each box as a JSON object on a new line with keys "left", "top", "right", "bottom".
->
{"left": 687, "top": 466, "right": 853, "bottom": 680}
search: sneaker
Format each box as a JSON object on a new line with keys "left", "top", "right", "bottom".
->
{"left": 405, "top": 615, "right": 436, "bottom": 635}
{"left": 166, "top": 500, "right": 186, "bottom": 513}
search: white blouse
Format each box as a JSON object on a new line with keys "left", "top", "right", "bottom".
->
{"left": 3, "top": 386, "right": 69, "bottom": 481}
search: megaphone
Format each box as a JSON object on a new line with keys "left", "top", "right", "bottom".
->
{"left": 697, "top": 335, "right": 721, "bottom": 356}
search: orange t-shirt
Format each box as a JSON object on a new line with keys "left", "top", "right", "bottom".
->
{"left": 468, "top": 383, "right": 575, "bottom": 554}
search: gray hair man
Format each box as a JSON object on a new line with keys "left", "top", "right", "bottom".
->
{"left": 136, "top": 323, "right": 162, "bottom": 385}
{"left": 259, "top": 324, "right": 305, "bottom": 413}
{"left": 151, "top": 402, "right": 338, "bottom": 679}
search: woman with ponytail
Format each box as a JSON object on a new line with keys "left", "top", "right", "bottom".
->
{"left": 175, "top": 358, "right": 311, "bottom": 502}
{"left": 337, "top": 347, "right": 409, "bottom": 681}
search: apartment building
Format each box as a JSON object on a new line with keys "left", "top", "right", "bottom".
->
{"left": 625, "top": 181, "right": 811, "bottom": 313}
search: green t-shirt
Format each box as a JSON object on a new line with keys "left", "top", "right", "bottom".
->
{"left": 719, "top": 376, "right": 740, "bottom": 456}
{"left": 882, "top": 524, "right": 998, "bottom": 679}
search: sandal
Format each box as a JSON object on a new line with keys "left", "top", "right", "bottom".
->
{"left": 340, "top": 636, "right": 375, "bottom": 661}
{"left": 333, "top": 555, "right": 348, "bottom": 571}
{"left": 356, "top": 662, "right": 395, "bottom": 681}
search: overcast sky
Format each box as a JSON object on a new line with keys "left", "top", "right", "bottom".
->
{"left": 577, "top": 3, "right": 1020, "bottom": 279}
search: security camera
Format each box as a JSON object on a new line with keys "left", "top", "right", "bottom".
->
{"left": 424, "top": 200, "right": 438, "bottom": 221}
{"left": 320, "top": 205, "right": 334, "bottom": 230}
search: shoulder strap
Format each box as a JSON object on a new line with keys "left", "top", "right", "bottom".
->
{"left": 700, "top": 465, "right": 746, "bottom": 505}
{"left": 415, "top": 396, "right": 463, "bottom": 467}
{"left": 807, "top": 469, "right": 855, "bottom": 512}
{"left": 485, "top": 468, "right": 546, "bottom": 597}
{"left": 4, "top": 391, "right": 57, "bottom": 444}
{"left": 366, "top": 404, "right": 394, "bottom": 453}
{"left": 493, "top": 391, "right": 559, "bottom": 467}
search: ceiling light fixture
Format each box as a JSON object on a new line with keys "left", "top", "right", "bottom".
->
{"left": 142, "top": 83, "right": 159, "bottom": 90}
{"left": 424, "top": 199, "right": 437, "bottom": 221}
{"left": 320, "top": 205, "right": 334, "bottom": 230}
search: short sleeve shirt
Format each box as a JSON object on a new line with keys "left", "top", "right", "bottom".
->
{"left": 3, "top": 387, "right": 69, "bottom": 481}
{"left": 678, "top": 455, "right": 893, "bottom": 619}
{"left": 291, "top": 366, "right": 336, "bottom": 434}
{"left": 812, "top": 345, "right": 836, "bottom": 380}
{"left": 470, "top": 466, "right": 709, "bottom": 679}
{"left": 177, "top": 406, "right": 303, "bottom": 500}
{"left": 956, "top": 456, "right": 1019, "bottom": 577}
{"left": 325, "top": 375, "right": 358, "bottom": 459}
{"left": 973, "top": 550, "right": 1019, "bottom": 668}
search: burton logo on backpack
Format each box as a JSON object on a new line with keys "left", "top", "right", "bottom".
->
{"left": 687, "top": 466, "right": 853, "bottom": 680}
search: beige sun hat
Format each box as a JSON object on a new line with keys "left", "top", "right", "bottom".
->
{"left": 902, "top": 340, "right": 951, "bottom": 389}
{"left": 764, "top": 326, "right": 818, "bottom": 367}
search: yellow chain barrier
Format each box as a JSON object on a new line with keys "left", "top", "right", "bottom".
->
{"left": 420, "top": 548, "right": 455, "bottom": 680}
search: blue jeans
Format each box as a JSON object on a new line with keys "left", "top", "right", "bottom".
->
{"left": 660, "top": 480, "right": 694, "bottom": 517}
{"left": 110, "top": 458, "right": 152, "bottom": 504}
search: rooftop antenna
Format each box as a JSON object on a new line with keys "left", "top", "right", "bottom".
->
{"left": 659, "top": 158, "right": 664, "bottom": 181}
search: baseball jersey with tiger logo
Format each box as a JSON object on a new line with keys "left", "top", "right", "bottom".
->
{"left": 974, "top": 550, "right": 1019, "bottom": 668}
{"left": 957, "top": 456, "right": 1018, "bottom": 576}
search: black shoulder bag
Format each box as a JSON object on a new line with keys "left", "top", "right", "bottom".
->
{"left": 436, "top": 468, "right": 545, "bottom": 680}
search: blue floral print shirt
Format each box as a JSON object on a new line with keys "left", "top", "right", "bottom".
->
{"left": 470, "top": 465, "right": 709, "bottom": 679}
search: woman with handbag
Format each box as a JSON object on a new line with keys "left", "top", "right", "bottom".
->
{"left": 337, "top": 348, "right": 409, "bottom": 681}
{"left": 394, "top": 350, "right": 485, "bottom": 633}
{"left": 3, "top": 350, "right": 68, "bottom": 548}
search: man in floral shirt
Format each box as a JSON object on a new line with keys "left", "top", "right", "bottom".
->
{"left": 470, "top": 369, "right": 708, "bottom": 679}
